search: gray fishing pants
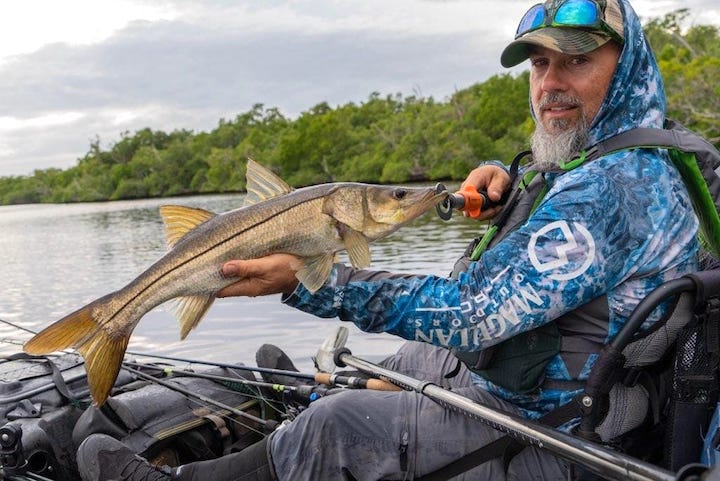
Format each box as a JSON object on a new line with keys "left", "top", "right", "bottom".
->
{"left": 269, "top": 341, "right": 569, "bottom": 480}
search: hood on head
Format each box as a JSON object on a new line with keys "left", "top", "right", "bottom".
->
{"left": 588, "top": 0, "right": 666, "bottom": 145}
{"left": 503, "top": 0, "right": 666, "bottom": 146}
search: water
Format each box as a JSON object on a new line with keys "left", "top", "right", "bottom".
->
{"left": 0, "top": 192, "right": 483, "bottom": 371}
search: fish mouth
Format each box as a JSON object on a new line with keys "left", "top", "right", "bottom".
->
{"left": 402, "top": 187, "right": 450, "bottom": 220}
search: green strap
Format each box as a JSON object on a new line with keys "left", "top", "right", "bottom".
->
{"left": 559, "top": 150, "right": 588, "bottom": 171}
{"left": 668, "top": 148, "right": 720, "bottom": 257}
{"left": 470, "top": 225, "right": 498, "bottom": 261}
{"left": 529, "top": 181, "right": 549, "bottom": 215}
{"left": 469, "top": 149, "right": 593, "bottom": 262}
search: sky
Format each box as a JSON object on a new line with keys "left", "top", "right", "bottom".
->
{"left": 1, "top": 0, "right": 719, "bottom": 177}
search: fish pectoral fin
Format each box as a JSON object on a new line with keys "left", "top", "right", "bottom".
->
{"left": 174, "top": 294, "right": 216, "bottom": 340}
{"left": 296, "top": 254, "right": 335, "bottom": 294}
{"left": 243, "top": 159, "right": 294, "bottom": 207}
{"left": 342, "top": 229, "right": 371, "bottom": 269}
{"left": 24, "top": 294, "right": 129, "bottom": 406}
{"left": 159, "top": 205, "right": 217, "bottom": 249}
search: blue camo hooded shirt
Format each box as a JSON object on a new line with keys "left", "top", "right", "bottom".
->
{"left": 285, "top": 0, "right": 699, "bottom": 418}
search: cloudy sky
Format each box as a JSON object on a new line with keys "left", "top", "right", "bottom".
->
{"left": 1, "top": 0, "right": 718, "bottom": 177}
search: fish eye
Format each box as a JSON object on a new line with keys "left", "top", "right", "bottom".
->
{"left": 393, "top": 189, "right": 408, "bottom": 200}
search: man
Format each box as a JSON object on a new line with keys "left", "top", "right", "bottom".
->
{"left": 77, "top": 0, "right": 699, "bottom": 479}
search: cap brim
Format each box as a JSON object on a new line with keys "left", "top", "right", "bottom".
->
{"left": 501, "top": 28, "right": 612, "bottom": 68}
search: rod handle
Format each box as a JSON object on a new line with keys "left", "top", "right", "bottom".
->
{"left": 365, "top": 378, "right": 402, "bottom": 391}
{"left": 314, "top": 373, "right": 401, "bottom": 391}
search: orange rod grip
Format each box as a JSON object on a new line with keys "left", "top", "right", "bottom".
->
{"left": 458, "top": 185, "right": 485, "bottom": 219}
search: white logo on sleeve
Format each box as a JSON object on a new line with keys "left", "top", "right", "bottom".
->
{"left": 528, "top": 221, "right": 595, "bottom": 281}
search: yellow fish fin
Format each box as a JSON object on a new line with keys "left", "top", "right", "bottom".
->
{"left": 296, "top": 253, "right": 336, "bottom": 294}
{"left": 24, "top": 295, "right": 129, "bottom": 406}
{"left": 342, "top": 229, "right": 371, "bottom": 268}
{"left": 243, "top": 158, "right": 294, "bottom": 207}
{"left": 173, "top": 294, "right": 216, "bottom": 340}
{"left": 78, "top": 328, "right": 129, "bottom": 407}
{"left": 159, "top": 205, "right": 216, "bottom": 249}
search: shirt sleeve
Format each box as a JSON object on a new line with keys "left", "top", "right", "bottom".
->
{"left": 284, "top": 155, "right": 695, "bottom": 352}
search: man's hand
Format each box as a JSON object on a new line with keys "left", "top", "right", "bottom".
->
{"left": 217, "top": 253, "right": 301, "bottom": 298}
{"left": 460, "top": 164, "right": 511, "bottom": 220}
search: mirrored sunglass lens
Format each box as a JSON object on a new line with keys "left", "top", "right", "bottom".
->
{"left": 517, "top": 4, "right": 546, "bottom": 35}
{"left": 554, "top": 0, "right": 599, "bottom": 26}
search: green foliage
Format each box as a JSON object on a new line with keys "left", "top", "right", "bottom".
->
{"left": 1, "top": 12, "right": 718, "bottom": 205}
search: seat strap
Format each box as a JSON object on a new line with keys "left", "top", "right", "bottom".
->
{"left": 4, "top": 352, "right": 81, "bottom": 404}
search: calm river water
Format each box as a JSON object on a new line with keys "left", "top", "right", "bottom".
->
{"left": 0, "top": 191, "right": 483, "bottom": 371}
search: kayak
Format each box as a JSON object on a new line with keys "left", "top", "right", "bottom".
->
{"left": 0, "top": 351, "right": 289, "bottom": 481}
{"left": 0, "top": 345, "right": 696, "bottom": 481}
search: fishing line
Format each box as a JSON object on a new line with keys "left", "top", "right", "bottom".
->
{"left": 125, "top": 350, "right": 318, "bottom": 381}
{"left": 122, "top": 366, "right": 277, "bottom": 436}
{"left": 0, "top": 319, "right": 36, "bottom": 337}
{"left": 123, "top": 361, "right": 329, "bottom": 398}
{"left": 122, "top": 361, "right": 295, "bottom": 419}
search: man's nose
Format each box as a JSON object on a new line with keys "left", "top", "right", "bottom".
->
{"left": 541, "top": 63, "right": 567, "bottom": 92}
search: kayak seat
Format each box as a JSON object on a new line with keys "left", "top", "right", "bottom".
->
{"left": 577, "top": 269, "right": 720, "bottom": 471}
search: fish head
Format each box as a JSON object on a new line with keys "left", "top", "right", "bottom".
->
{"left": 325, "top": 184, "right": 447, "bottom": 241}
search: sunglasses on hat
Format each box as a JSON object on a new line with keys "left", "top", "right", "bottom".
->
{"left": 516, "top": 0, "right": 623, "bottom": 43}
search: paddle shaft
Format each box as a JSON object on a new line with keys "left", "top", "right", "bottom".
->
{"left": 334, "top": 349, "right": 676, "bottom": 481}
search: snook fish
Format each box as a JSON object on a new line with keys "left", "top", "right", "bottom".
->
{"left": 25, "top": 160, "right": 446, "bottom": 405}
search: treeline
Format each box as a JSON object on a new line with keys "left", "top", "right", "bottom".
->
{"left": 1, "top": 10, "right": 718, "bottom": 205}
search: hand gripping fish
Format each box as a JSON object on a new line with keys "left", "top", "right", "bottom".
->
{"left": 25, "top": 160, "right": 447, "bottom": 405}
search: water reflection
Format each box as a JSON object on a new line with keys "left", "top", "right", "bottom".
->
{"left": 0, "top": 192, "right": 485, "bottom": 370}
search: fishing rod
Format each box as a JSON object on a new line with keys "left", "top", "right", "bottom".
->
{"left": 334, "top": 348, "right": 677, "bottom": 481}
{"left": 122, "top": 361, "right": 332, "bottom": 403}
{"left": 124, "top": 352, "right": 400, "bottom": 391}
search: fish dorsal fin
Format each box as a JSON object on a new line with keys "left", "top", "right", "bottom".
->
{"left": 159, "top": 205, "right": 216, "bottom": 249}
{"left": 341, "top": 228, "right": 371, "bottom": 269}
{"left": 296, "top": 253, "right": 337, "bottom": 294}
{"left": 173, "top": 294, "right": 216, "bottom": 340}
{"left": 243, "top": 159, "right": 294, "bottom": 207}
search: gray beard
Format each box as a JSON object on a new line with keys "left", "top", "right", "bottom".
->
{"left": 531, "top": 113, "right": 590, "bottom": 172}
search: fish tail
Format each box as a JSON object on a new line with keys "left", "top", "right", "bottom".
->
{"left": 24, "top": 294, "right": 130, "bottom": 406}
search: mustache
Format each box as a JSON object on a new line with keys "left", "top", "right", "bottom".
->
{"left": 537, "top": 92, "right": 582, "bottom": 110}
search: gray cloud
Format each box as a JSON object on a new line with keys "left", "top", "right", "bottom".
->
{"left": 0, "top": 17, "right": 501, "bottom": 175}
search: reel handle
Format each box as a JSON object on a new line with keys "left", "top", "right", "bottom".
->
{"left": 435, "top": 183, "right": 498, "bottom": 220}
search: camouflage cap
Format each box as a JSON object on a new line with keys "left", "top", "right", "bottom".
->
{"left": 501, "top": 0, "right": 625, "bottom": 68}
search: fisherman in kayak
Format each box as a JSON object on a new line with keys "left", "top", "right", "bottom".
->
{"left": 77, "top": 0, "right": 700, "bottom": 479}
